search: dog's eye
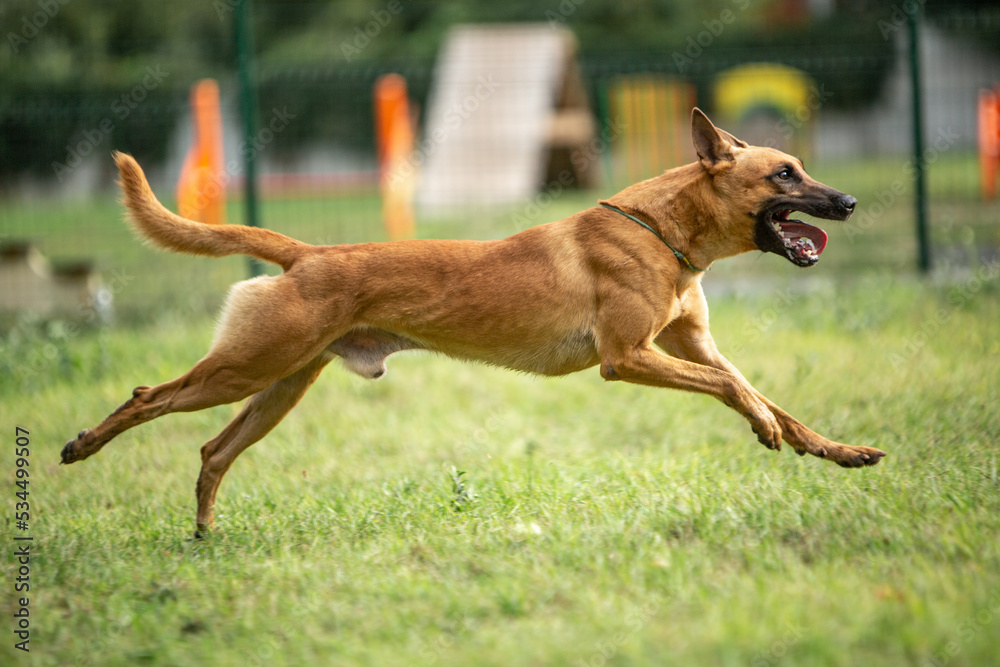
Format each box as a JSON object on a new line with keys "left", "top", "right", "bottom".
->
{"left": 777, "top": 169, "right": 791, "bottom": 181}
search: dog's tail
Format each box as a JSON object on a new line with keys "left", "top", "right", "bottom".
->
{"left": 113, "top": 151, "right": 308, "bottom": 271}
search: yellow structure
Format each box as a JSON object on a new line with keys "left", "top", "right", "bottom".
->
{"left": 609, "top": 76, "right": 696, "bottom": 183}
{"left": 713, "top": 63, "right": 815, "bottom": 157}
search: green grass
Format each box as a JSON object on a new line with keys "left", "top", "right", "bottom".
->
{"left": 2, "top": 273, "right": 999, "bottom": 665}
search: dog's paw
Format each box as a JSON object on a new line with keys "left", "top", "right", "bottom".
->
{"left": 193, "top": 523, "right": 219, "bottom": 540}
{"left": 832, "top": 444, "right": 887, "bottom": 468}
{"left": 753, "top": 427, "right": 781, "bottom": 451}
{"left": 745, "top": 399, "right": 781, "bottom": 451}
{"left": 60, "top": 429, "right": 99, "bottom": 464}
{"left": 804, "top": 440, "right": 886, "bottom": 467}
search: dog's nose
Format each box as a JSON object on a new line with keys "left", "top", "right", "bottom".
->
{"left": 839, "top": 195, "right": 857, "bottom": 212}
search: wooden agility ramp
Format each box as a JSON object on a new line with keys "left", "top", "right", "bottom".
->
{"left": 417, "top": 24, "right": 596, "bottom": 213}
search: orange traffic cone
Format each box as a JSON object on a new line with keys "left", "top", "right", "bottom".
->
{"left": 374, "top": 74, "right": 416, "bottom": 240}
{"left": 177, "top": 79, "right": 226, "bottom": 224}
{"left": 979, "top": 88, "right": 1000, "bottom": 201}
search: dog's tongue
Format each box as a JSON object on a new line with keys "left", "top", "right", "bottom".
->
{"left": 781, "top": 221, "right": 828, "bottom": 254}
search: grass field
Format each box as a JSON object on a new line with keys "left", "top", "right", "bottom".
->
{"left": 2, "top": 269, "right": 999, "bottom": 665}
{"left": 2, "top": 149, "right": 999, "bottom": 664}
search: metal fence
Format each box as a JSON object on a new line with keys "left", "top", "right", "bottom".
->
{"left": 1, "top": 1, "right": 998, "bottom": 327}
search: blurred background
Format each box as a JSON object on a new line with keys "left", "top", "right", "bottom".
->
{"left": 1, "top": 0, "right": 998, "bottom": 326}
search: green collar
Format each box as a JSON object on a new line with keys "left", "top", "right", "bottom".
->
{"left": 599, "top": 203, "right": 707, "bottom": 272}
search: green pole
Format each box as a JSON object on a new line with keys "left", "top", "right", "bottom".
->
{"left": 908, "top": 6, "right": 931, "bottom": 274}
{"left": 235, "top": 0, "right": 265, "bottom": 277}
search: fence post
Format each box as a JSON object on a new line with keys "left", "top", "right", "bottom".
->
{"left": 908, "top": 5, "right": 931, "bottom": 274}
{"left": 234, "top": 0, "right": 265, "bottom": 277}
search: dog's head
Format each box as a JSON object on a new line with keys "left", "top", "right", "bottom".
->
{"left": 691, "top": 108, "right": 856, "bottom": 267}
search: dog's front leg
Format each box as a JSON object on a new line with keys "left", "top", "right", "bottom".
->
{"left": 655, "top": 322, "right": 886, "bottom": 467}
{"left": 598, "top": 337, "right": 783, "bottom": 450}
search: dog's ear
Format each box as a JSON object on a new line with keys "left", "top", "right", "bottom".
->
{"left": 716, "top": 127, "right": 748, "bottom": 149}
{"left": 691, "top": 108, "right": 744, "bottom": 173}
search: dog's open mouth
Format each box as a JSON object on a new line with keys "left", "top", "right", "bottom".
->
{"left": 769, "top": 209, "right": 828, "bottom": 266}
{"left": 755, "top": 208, "right": 830, "bottom": 267}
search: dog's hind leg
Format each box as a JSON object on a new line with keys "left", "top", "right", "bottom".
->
{"left": 194, "top": 351, "right": 333, "bottom": 536}
{"left": 61, "top": 275, "right": 341, "bottom": 465}
{"left": 61, "top": 352, "right": 290, "bottom": 465}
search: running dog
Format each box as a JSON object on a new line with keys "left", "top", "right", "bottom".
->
{"left": 62, "top": 109, "right": 886, "bottom": 535}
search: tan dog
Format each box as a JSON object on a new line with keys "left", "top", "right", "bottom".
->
{"left": 62, "top": 109, "right": 885, "bottom": 535}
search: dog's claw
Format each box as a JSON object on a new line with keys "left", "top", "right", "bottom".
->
{"left": 755, "top": 432, "right": 779, "bottom": 450}
{"left": 833, "top": 446, "right": 886, "bottom": 468}
{"left": 61, "top": 439, "right": 77, "bottom": 464}
{"left": 862, "top": 448, "right": 887, "bottom": 465}
{"left": 61, "top": 440, "right": 81, "bottom": 464}
{"left": 61, "top": 429, "right": 102, "bottom": 465}
{"left": 193, "top": 523, "right": 215, "bottom": 540}
{"left": 751, "top": 420, "right": 781, "bottom": 451}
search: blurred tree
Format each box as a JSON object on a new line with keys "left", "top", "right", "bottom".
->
{"left": 0, "top": 0, "right": 228, "bottom": 183}
{"left": 1, "top": 0, "right": 995, "bottom": 183}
